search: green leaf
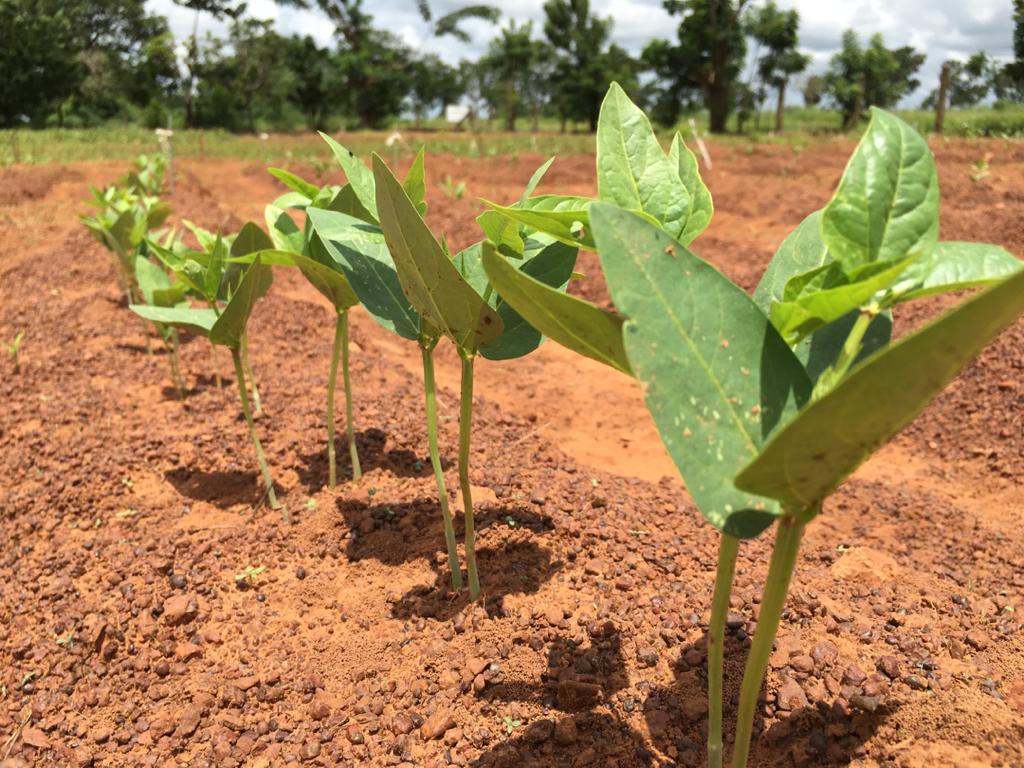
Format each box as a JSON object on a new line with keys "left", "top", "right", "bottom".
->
{"left": 129, "top": 304, "right": 216, "bottom": 337}
{"left": 267, "top": 167, "right": 319, "bottom": 201}
{"left": 821, "top": 108, "right": 939, "bottom": 270}
{"left": 326, "top": 184, "right": 377, "bottom": 224}
{"left": 134, "top": 255, "right": 171, "bottom": 305}
{"left": 770, "top": 256, "right": 914, "bottom": 343}
{"left": 147, "top": 201, "right": 172, "bottom": 231}
{"left": 753, "top": 211, "right": 829, "bottom": 312}
{"left": 736, "top": 267, "right": 1024, "bottom": 510}
{"left": 183, "top": 220, "right": 218, "bottom": 251}
{"left": 481, "top": 243, "right": 630, "bottom": 373}
{"left": 890, "top": 242, "right": 1023, "bottom": 303}
{"left": 480, "top": 240, "right": 579, "bottom": 361}
{"left": 590, "top": 203, "right": 811, "bottom": 538}
{"left": 265, "top": 205, "right": 306, "bottom": 254}
{"left": 210, "top": 258, "right": 270, "bottom": 349}
{"left": 302, "top": 235, "right": 359, "bottom": 310}
{"left": 476, "top": 210, "right": 525, "bottom": 257}
{"left": 319, "top": 133, "right": 378, "bottom": 221}
{"left": 372, "top": 154, "right": 502, "bottom": 352}
{"left": 307, "top": 207, "right": 421, "bottom": 341}
{"left": 668, "top": 134, "right": 713, "bottom": 244}
{"left": 403, "top": 147, "right": 428, "bottom": 216}
{"left": 481, "top": 199, "right": 593, "bottom": 249}
{"left": 270, "top": 191, "right": 311, "bottom": 211}
{"left": 521, "top": 157, "right": 555, "bottom": 203}
{"left": 596, "top": 82, "right": 688, "bottom": 240}
{"left": 231, "top": 222, "right": 274, "bottom": 257}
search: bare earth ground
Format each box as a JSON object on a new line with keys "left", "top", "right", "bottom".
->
{"left": 0, "top": 137, "right": 1022, "bottom": 768}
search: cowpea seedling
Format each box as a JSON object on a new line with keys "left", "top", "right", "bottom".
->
{"left": 589, "top": 108, "right": 1022, "bottom": 768}
{"left": 6, "top": 331, "right": 24, "bottom": 374}
{"left": 134, "top": 255, "right": 188, "bottom": 396}
{"left": 371, "top": 153, "right": 580, "bottom": 601}
{"left": 307, "top": 140, "right": 468, "bottom": 589}
{"left": 131, "top": 251, "right": 284, "bottom": 517}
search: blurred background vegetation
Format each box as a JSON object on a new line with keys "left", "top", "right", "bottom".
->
{"left": 1, "top": 0, "right": 1023, "bottom": 165}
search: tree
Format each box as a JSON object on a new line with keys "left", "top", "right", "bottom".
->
{"left": 480, "top": 21, "right": 536, "bottom": 131}
{"left": 415, "top": 1, "right": 500, "bottom": 42}
{"left": 745, "top": 1, "right": 809, "bottom": 131}
{"left": 0, "top": 1, "right": 83, "bottom": 126}
{"left": 544, "top": 0, "right": 637, "bottom": 131}
{"left": 408, "top": 54, "right": 462, "bottom": 127}
{"left": 655, "top": 0, "right": 749, "bottom": 133}
{"left": 801, "top": 74, "right": 825, "bottom": 107}
{"left": 284, "top": 36, "right": 333, "bottom": 130}
{"left": 228, "top": 18, "right": 290, "bottom": 132}
{"left": 172, "top": 0, "right": 246, "bottom": 127}
{"left": 824, "top": 30, "right": 924, "bottom": 128}
{"left": 923, "top": 53, "right": 996, "bottom": 110}
{"left": 994, "top": 0, "right": 1024, "bottom": 101}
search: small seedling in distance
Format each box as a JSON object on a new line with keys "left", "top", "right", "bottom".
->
{"left": 6, "top": 331, "right": 24, "bottom": 373}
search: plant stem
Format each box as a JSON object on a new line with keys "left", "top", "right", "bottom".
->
{"left": 458, "top": 352, "right": 481, "bottom": 601}
{"left": 241, "top": 332, "right": 261, "bottom": 416}
{"left": 340, "top": 310, "right": 361, "bottom": 480}
{"left": 812, "top": 309, "right": 875, "bottom": 400}
{"left": 167, "top": 330, "right": 185, "bottom": 398}
{"left": 707, "top": 533, "right": 740, "bottom": 768}
{"left": 421, "top": 344, "right": 463, "bottom": 591}
{"left": 231, "top": 347, "right": 282, "bottom": 517}
{"left": 326, "top": 313, "right": 341, "bottom": 488}
{"left": 731, "top": 515, "right": 806, "bottom": 768}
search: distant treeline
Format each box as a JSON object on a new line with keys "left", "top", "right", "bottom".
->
{"left": 1, "top": 0, "right": 1023, "bottom": 134}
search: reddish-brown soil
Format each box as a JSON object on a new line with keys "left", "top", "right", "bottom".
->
{"left": 0, "top": 138, "right": 1022, "bottom": 768}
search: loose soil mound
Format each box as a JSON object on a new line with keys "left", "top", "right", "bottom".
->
{"left": 0, "top": 141, "right": 1021, "bottom": 767}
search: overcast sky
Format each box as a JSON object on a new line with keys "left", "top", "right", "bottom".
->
{"left": 146, "top": 0, "right": 1018, "bottom": 107}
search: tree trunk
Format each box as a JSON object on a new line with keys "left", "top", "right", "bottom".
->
{"left": 505, "top": 111, "right": 516, "bottom": 131}
{"left": 707, "top": 82, "right": 730, "bottom": 133}
{"left": 415, "top": 106, "right": 423, "bottom": 130}
{"left": 934, "top": 62, "right": 950, "bottom": 134}
{"left": 532, "top": 101, "right": 540, "bottom": 132}
{"left": 775, "top": 79, "right": 786, "bottom": 132}
{"left": 560, "top": 113, "right": 567, "bottom": 133}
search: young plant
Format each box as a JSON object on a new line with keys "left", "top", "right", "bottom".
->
{"left": 306, "top": 142, "right": 469, "bottom": 589}
{"left": 484, "top": 85, "right": 1024, "bottom": 767}
{"left": 251, "top": 164, "right": 367, "bottom": 486}
{"left": 130, "top": 249, "right": 284, "bottom": 517}
{"left": 6, "top": 331, "right": 24, "bottom": 374}
{"left": 439, "top": 175, "right": 466, "bottom": 200}
{"left": 134, "top": 255, "right": 189, "bottom": 396}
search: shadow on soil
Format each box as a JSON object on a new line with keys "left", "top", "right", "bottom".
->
{"left": 165, "top": 466, "right": 263, "bottom": 508}
{"left": 337, "top": 495, "right": 559, "bottom": 620}
{"left": 295, "top": 427, "right": 430, "bottom": 491}
{"left": 475, "top": 627, "right": 893, "bottom": 767}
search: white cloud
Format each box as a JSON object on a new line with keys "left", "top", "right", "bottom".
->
{"left": 146, "top": 0, "right": 1018, "bottom": 106}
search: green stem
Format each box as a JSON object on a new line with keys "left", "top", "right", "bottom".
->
{"left": 707, "top": 533, "right": 740, "bottom": 768}
{"left": 811, "top": 308, "right": 875, "bottom": 400}
{"left": 731, "top": 515, "right": 806, "bottom": 768}
{"left": 167, "top": 330, "right": 185, "bottom": 398}
{"left": 340, "top": 310, "right": 361, "bottom": 480}
{"left": 241, "top": 332, "right": 261, "bottom": 416}
{"left": 459, "top": 352, "right": 481, "bottom": 601}
{"left": 421, "top": 344, "right": 463, "bottom": 591}
{"left": 326, "top": 313, "right": 341, "bottom": 488}
{"left": 231, "top": 347, "right": 282, "bottom": 517}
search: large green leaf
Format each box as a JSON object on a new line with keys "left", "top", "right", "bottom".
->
{"left": 736, "top": 267, "right": 1024, "bottom": 510}
{"left": 134, "top": 255, "right": 171, "bottom": 304}
{"left": 668, "top": 134, "right": 713, "bottom": 244}
{"left": 307, "top": 207, "right": 421, "bottom": 341}
{"left": 231, "top": 222, "right": 274, "bottom": 257}
{"left": 481, "top": 244, "right": 630, "bottom": 374}
{"left": 319, "top": 133, "right": 378, "bottom": 221}
{"left": 597, "top": 82, "right": 688, "bottom": 239}
{"left": 129, "top": 304, "right": 217, "bottom": 337}
{"left": 521, "top": 157, "right": 554, "bottom": 203}
{"left": 209, "top": 258, "right": 270, "bottom": 349}
{"left": 890, "top": 241, "right": 1023, "bottom": 303}
{"left": 372, "top": 154, "right": 502, "bottom": 352}
{"left": 480, "top": 240, "right": 578, "bottom": 361}
{"left": 590, "top": 203, "right": 811, "bottom": 538}
{"left": 821, "top": 108, "right": 939, "bottom": 270}
{"left": 224, "top": 223, "right": 273, "bottom": 301}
